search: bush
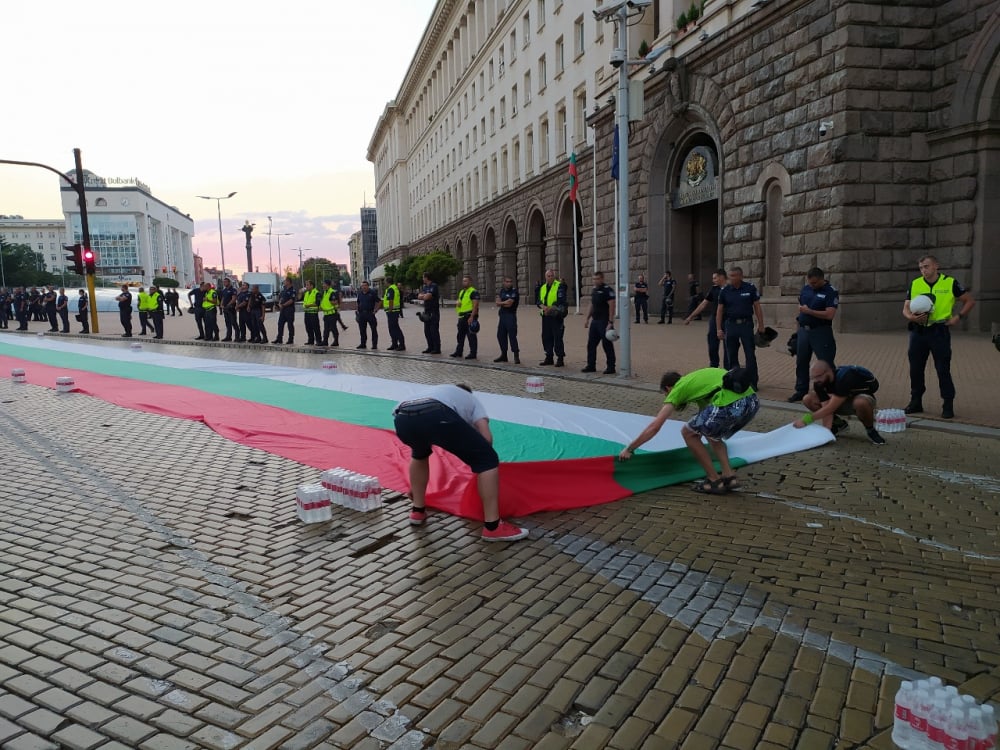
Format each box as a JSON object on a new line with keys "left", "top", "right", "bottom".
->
{"left": 153, "top": 276, "right": 179, "bottom": 288}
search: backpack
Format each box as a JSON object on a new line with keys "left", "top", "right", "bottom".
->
{"left": 722, "top": 367, "right": 753, "bottom": 394}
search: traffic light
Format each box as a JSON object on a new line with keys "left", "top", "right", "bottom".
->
{"left": 64, "top": 244, "right": 84, "bottom": 275}
{"left": 82, "top": 247, "right": 96, "bottom": 275}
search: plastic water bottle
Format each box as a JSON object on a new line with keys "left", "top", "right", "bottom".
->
{"left": 911, "top": 687, "right": 933, "bottom": 748}
{"left": 944, "top": 707, "right": 968, "bottom": 750}
{"left": 893, "top": 681, "right": 916, "bottom": 748}
{"left": 928, "top": 689, "right": 950, "bottom": 750}
{"left": 983, "top": 705, "right": 997, "bottom": 750}
{"left": 968, "top": 708, "right": 987, "bottom": 750}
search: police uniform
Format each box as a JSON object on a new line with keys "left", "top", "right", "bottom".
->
{"left": 136, "top": 289, "right": 152, "bottom": 335}
{"left": 585, "top": 281, "right": 616, "bottom": 373}
{"left": 634, "top": 279, "right": 649, "bottom": 323}
{"left": 77, "top": 291, "right": 89, "bottom": 333}
{"left": 659, "top": 276, "right": 677, "bottom": 323}
{"left": 793, "top": 281, "right": 839, "bottom": 397}
{"left": 274, "top": 284, "right": 297, "bottom": 344}
{"left": 248, "top": 289, "right": 267, "bottom": 343}
{"left": 43, "top": 288, "right": 58, "bottom": 332}
{"left": 149, "top": 288, "right": 164, "bottom": 339}
{"left": 0, "top": 290, "right": 9, "bottom": 329}
{"left": 221, "top": 283, "right": 238, "bottom": 341}
{"left": 321, "top": 283, "right": 342, "bottom": 346}
{"left": 452, "top": 285, "right": 480, "bottom": 359}
{"left": 383, "top": 282, "right": 405, "bottom": 350}
{"left": 235, "top": 286, "right": 250, "bottom": 342}
{"left": 717, "top": 280, "right": 762, "bottom": 389}
{"left": 301, "top": 285, "right": 322, "bottom": 345}
{"left": 355, "top": 286, "right": 380, "bottom": 349}
{"left": 202, "top": 286, "right": 220, "bottom": 341}
{"left": 536, "top": 279, "right": 567, "bottom": 365}
{"left": 495, "top": 285, "right": 520, "bottom": 362}
{"left": 117, "top": 288, "right": 133, "bottom": 337}
{"left": 188, "top": 286, "right": 206, "bottom": 338}
{"left": 703, "top": 282, "right": 727, "bottom": 369}
{"left": 420, "top": 280, "right": 441, "bottom": 353}
{"left": 14, "top": 289, "right": 28, "bottom": 330}
{"left": 906, "top": 273, "right": 967, "bottom": 412}
{"left": 56, "top": 291, "right": 70, "bottom": 333}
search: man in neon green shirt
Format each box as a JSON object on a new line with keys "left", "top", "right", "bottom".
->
{"left": 618, "top": 367, "right": 760, "bottom": 494}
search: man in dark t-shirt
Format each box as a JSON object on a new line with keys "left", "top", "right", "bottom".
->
{"left": 793, "top": 361, "right": 885, "bottom": 445}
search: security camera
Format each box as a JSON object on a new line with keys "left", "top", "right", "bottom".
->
{"left": 594, "top": 0, "right": 651, "bottom": 21}
{"left": 610, "top": 48, "right": 627, "bottom": 68}
{"left": 644, "top": 43, "right": 672, "bottom": 63}
{"left": 819, "top": 120, "right": 833, "bottom": 136}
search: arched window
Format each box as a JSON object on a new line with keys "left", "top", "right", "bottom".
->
{"left": 95, "top": 198, "right": 107, "bottom": 207}
{"left": 764, "top": 180, "right": 783, "bottom": 288}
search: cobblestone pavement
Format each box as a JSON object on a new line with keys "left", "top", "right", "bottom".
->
{"left": 1, "top": 325, "right": 999, "bottom": 749}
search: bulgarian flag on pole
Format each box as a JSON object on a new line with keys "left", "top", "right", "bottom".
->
{"left": 568, "top": 151, "right": 579, "bottom": 202}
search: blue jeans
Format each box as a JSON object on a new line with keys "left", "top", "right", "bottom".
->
{"left": 724, "top": 320, "right": 758, "bottom": 388}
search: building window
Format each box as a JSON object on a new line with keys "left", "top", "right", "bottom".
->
{"left": 524, "top": 71, "right": 532, "bottom": 104}
{"left": 473, "top": 126, "right": 478, "bottom": 150}
{"left": 510, "top": 30, "right": 517, "bottom": 60}
{"left": 479, "top": 71, "right": 485, "bottom": 97}
{"left": 512, "top": 138, "right": 521, "bottom": 185}
{"left": 481, "top": 117, "right": 487, "bottom": 143}
{"left": 574, "top": 87, "right": 588, "bottom": 145}
{"left": 500, "top": 97, "right": 507, "bottom": 127}
{"left": 501, "top": 148, "right": 509, "bottom": 191}
{"left": 522, "top": 12, "right": 530, "bottom": 46}
{"left": 511, "top": 84, "right": 518, "bottom": 115}
{"left": 537, "top": 0, "right": 545, "bottom": 30}
{"left": 525, "top": 127, "right": 534, "bottom": 175}
{"left": 490, "top": 107, "right": 496, "bottom": 135}
{"left": 491, "top": 155, "right": 498, "bottom": 195}
{"left": 489, "top": 59, "right": 495, "bottom": 87}
{"left": 555, "top": 36, "right": 565, "bottom": 76}
{"left": 539, "top": 116, "right": 550, "bottom": 165}
{"left": 538, "top": 55, "right": 547, "bottom": 92}
{"left": 555, "top": 102, "right": 567, "bottom": 157}
{"left": 498, "top": 45, "right": 505, "bottom": 77}
{"left": 574, "top": 15, "right": 585, "bottom": 57}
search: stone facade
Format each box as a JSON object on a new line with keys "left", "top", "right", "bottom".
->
{"left": 382, "top": 0, "right": 1000, "bottom": 331}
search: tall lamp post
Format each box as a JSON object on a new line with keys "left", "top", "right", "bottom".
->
{"left": 595, "top": 0, "right": 653, "bottom": 379}
{"left": 274, "top": 232, "right": 293, "bottom": 278}
{"left": 197, "top": 192, "right": 236, "bottom": 281}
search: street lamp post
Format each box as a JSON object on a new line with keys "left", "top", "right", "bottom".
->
{"left": 274, "top": 232, "right": 293, "bottom": 278}
{"left": 197, "top": 192, "right": 237, "bottom": 281}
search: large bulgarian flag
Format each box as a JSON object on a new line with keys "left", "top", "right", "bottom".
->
{"left": 0, "top": 336, "right": 833, "bottom": 520}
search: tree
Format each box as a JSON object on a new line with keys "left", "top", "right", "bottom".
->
{"left": 414, "top": 250, "right": 461, "bottom": 286}
{"left": 153, "top": 276, "right": 179, "bottom": 288}
{"left": 0, "top": 237, "right": 57, "bottom": 287}
{"left": 301, "top": 257, "right": 342, "bottom": 286}
{"left": 339, "top": 269, "right": 351, "bottom": 286}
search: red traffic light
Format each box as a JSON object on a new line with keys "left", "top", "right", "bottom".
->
{"left": 82, "top": 247, "right": 96, "bottom": 274}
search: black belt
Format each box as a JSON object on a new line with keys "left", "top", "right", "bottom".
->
{"left": 801, "top": 323, "right": 830, "bottom": 330}
{"left": 393, "top": 399, "right": 442, "bottom": 417}
{"left": 727, "top": 317, "right": 752, "bottom": 324}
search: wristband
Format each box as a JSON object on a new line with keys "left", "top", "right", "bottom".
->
{"left": 802, "top": 413, "right": 814, "bottom": 425}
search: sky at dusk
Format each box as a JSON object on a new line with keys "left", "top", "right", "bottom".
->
{"left": 0, "top": 0, "right": 438, "bottom": 273}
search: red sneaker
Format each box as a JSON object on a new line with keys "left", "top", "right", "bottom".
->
{"left": 409, "top": 508, "right": 427, "bottom": 526}
{"left": 482, "top": 520, "right": 528, "bottom": 542}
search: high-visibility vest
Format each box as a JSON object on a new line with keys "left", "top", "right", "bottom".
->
{"left": 910, "top": 275, "right": 956, "bottom": 324}
{"left": 384, "top": 284, "right": 401, "bottom": 312}
{"left": 202, "top": 289, "right": 218, "bottom": 309}
{"left": 137, "top": 291, "right": 150, "bottom": 311}
{"left": 302, "top": 288, "right": 319, "bottom": 312}
{"left": 321, "top": 289, "right": 339, "bottom": 314}
{"left": 149, "top": 292, "right": 161, "bottom": 312}
{"left": 457, "top": 286, "right": 477, "bottom": 315}
{"left": 538, "top": 281, "right": 562, "bottom": 313}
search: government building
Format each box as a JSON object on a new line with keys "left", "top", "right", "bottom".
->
{"left": 368, "top": 0, "right": 999, "bottom": 331}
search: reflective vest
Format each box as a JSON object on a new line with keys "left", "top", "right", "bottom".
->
{"left": 149, "top": 292, "right": 161, "bottom": 312}
{"left": 321, "top": 289, "right": 339, "bottom": 314}
{"left": 302, "top": 288, "right": 319, "bottom": 312}
{"left": 457, "top": 286, "right": 477, "bottom": 315}
{"left": 137, "top": 291, "right": 150, "bottom": 311}
{"left": 383, "top": 284, "right": 401, "bottom": 312}
{"left": 910, "top": 274, "right": 955, "bottom": 324}
{"left": 202, "top": 289, "right": 218, "bottom": 309}
{"left": 538, "top": 281, "right": 562, "bottom": 313}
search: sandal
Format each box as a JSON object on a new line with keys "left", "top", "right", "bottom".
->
{"left": 692, "top": 478, "right": 728, "bottom": 495}
{"left": 721, "top": 475, "right": 742, "bottom": 491}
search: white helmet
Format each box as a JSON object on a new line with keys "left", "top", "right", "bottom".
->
{"left": 909, "top": 294, "right": 934, "bottom": 315}
{"left": 605, "top": 327, "right": 619, "bottom": 342}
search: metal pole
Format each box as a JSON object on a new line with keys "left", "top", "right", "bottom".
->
{"left": 573, "top": 200, "right": 580, "bottom": 314}
{"left": 216, "top": 198, "right": 226, "bottom": 281}
{"left": 74, "top": 148, "right": 99, "bottom": 334}
{"left": 277, "top": 235, "right": 283, "bottom": 278}
{"left": 615, "top": 7, "right": 631, "bottom": 377}
{"left": 268, "top": 216, "right": 273, "bottom": 274}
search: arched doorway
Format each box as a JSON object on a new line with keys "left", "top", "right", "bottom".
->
{"left": 556, "top": 198, "right": 584, "bottom": 307}
{"left": 524, "top": 208, "right": 546, "bottom": 294}
{"left": 482, "top": 227, "right": 496, "bottom": 299}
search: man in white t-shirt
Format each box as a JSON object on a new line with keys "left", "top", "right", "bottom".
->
{"left": 393, "top": 384, "right": 528, "bottom": 542}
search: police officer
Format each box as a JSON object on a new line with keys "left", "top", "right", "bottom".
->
{"left": 634, "top": 274, "right": 649, "bottom": 324}
{"left": 794, "top": 360, "right": 886, "bottom": 445}
{"left": 658, "top": 271, "right": 677, "bottom": 324}
{"left": 789, "top": 267, "right": 839, "bottom": 402}
{"left": 903, "top": 254, "right": 976, "bottom": 419}
{"left": 272, "top": 278, "right": 297, "bottom": 345}
{"left": 417, "top": 272, "right": 441, "bottom": 354}
{"left": 685, "top": 269, "right": 728, "bottom": 369}
{"left": 14, "top": 287, "right": 28, "bottom": 330}
{"left": 136, "top": 286, "right": 152, "bottom": 335}
{"left": 715, "top": 267, "right": 764, "bottom": 389}
{"left": 300, "top": 279, "right": 322, "bottom": 346}
{"left": 235, "top": 282, "right": 250, "bottom": 342}
{"left": 451, "top": 275, "right": 480, "bottom": 360}
{"left": 494, "top": 276, "right": 520, "bottom": 364}
{"left": 202, "top": 283, "right": 220, "bottom": 341}
{"left": 188, "top": 283, "right": 206, "bottom": 339}
{"left": 77, "top": 289, "right": 89, "bottom": 334}
{"left": 536, "top": 268, "right": 567, "bottom": 366}
{"left": 355, "top": 280, "right": 381, "bottom": 349}
{"left": 321, "top": 279, "right": 342, "bottom": 347}
{"left": 248, "top": 284, "right": 267, "bottom": 343}
{"left": 115, "top": 284, "right": 133, "bottom": 337}
{"left": 0, "top": 287, "right": 9, "bottom": 329}
{"left": 382, "top": 276, "right": 405, "bottom": 351}
{"left": 583, "top": 271, "right": 616, "bottom": 375}
{"left": 149, "top": 284, "right": 165, "bottom": 339}
{"left": 43, "top": 286, "right": 58, "bottom": 332}
{"left": 56, "top": 287, "right": 70, "bottom": 333}
{"left": 220, "top": 278, "right": 238, "bottom": 342}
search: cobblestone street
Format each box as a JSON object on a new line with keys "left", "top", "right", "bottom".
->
{"left": 1, "top": 330, "right": 998, "bottom": 749}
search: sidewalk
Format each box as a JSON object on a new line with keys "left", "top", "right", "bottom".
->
{"left": 31, "top": 302, "right": 1000, "bottom": 429}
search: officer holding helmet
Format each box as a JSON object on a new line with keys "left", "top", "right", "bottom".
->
{"left": 582, "top": 271, "right": 616, "bottom": 375}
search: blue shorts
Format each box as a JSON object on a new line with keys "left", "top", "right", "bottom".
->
{"left": 393, "top": 401, "right": 499, "bottom": 473}
{"left": 688, "top": 394, "right": 760, "bottom": 441}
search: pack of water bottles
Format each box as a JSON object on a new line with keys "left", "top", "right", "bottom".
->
{"left": 296, "top": 483, "right": 332, "bottom": 524}
{"left": 893, "top": 677, "right": 997, "bottom": 749}
{"left": 877, "top": 408, "right": 908, "bottom": 433}
{"left": 320, "top": 468, "right": 383, "bottom": 512}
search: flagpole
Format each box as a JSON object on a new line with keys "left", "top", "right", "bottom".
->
{"left": 592, "top": 142, "right": 597, "bottom": 280}
{"left": 573, "top": 196, "right": 580, "bottom": 314}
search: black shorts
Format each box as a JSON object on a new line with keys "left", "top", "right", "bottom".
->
{"left": 393, "top": 402, "right": 499, "bottom": 473}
